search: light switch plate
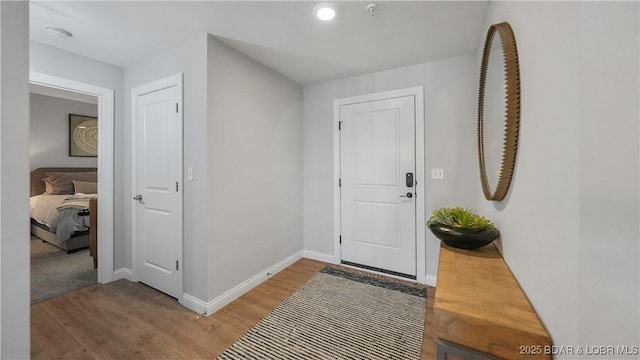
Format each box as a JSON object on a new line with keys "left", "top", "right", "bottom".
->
{"left": 431, "top": 168, "right": 444, "bottom": 180}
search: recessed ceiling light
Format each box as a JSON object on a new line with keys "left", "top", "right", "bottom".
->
{"left": 314, "top": 3, "right": 336, "bottom": 21}
{"left": 44, "top": 27, "right": 73, "bottom": 39}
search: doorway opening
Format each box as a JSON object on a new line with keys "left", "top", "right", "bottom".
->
{"left": 29, "top": 85, "right": 100, "bottom": 303}
{"left": 30, "top": 72, "right": 115, "bottom": 285}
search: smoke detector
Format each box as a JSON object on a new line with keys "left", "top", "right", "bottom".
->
{"left": 366, "top": 3, "right": 377, "bottom": 16}
{"left": 44, "top": 27, "right": 73, "bottom": 39}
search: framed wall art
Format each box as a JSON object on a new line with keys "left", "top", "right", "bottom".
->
{"left": 69, "top": 114, "right": 98, "bottom": 157}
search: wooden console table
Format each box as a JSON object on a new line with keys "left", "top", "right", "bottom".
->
{"left": 434, "top": 243, "right": 552, "bottom": 359}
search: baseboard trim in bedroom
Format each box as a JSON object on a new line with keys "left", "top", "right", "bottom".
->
{"left": 181, "top": 250, "right": 303, "bottom": 317}
{"left": 112, "top": 268, "right": 133, "bottom": 282}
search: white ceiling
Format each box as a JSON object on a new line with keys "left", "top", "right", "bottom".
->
{"left": 30, "top": 1, "right": 489, "bottom": 85}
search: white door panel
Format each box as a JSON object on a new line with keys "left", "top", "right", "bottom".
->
{"left": 142, "top": 208, "right": 172, "bottom": 272}
{"left": 353, "top": 201, "right": 399, "bottom": 248}
{"left": 340, "top": 95, "right": 416, "bottom": 277}
{"left": 134, "top": 80, "right": 182, "bottom": 299}
{"left": 354, "top": 110, "right": 399, "bottom": 186}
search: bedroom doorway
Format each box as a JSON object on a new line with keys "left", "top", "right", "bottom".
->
{"left": 29, "top": 72, "right": 115, "bottom": 286}
{"left": 29, "top": 85, "right": 99, "bottom": 302}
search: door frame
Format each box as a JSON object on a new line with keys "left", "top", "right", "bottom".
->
{"left": 29, "top": 71, "right": 115, "bottom": 284}
{"left": 130, "top": 73, "right": 183, "bottom": 297}
{"left": 333, "top": 86, "right": 425, "bottom": 284}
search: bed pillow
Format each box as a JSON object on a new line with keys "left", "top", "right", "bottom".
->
{"left": 44, "top": 171, "right": 97, "bottom": 195}
{"left": 73, "top": 180, "right": 97, "bottom": 194}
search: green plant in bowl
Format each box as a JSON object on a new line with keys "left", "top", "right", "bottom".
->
{"left": 427, "top": 207, "right": 495, "bottom": 229}
{"left": 427, "top": 207, "right": 499, "bottom": 249}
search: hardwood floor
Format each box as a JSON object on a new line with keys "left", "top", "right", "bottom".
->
{"left": 31, "top": 258, "right": 436, "bottom": 359}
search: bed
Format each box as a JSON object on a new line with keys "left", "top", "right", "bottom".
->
{"left": 30, "top": 167, "right": 97, "bottom": 253}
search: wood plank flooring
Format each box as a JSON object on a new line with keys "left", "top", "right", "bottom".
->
{"left": 32, "top": 258, "right": 436, "bottom": 359}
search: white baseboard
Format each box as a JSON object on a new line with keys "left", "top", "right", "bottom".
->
{"left": 425, "top": 274, "right": 437, "bottom": 287}
{"left": 113, "top": 268, "right": 133, "bottom": 281}
{"left": 180, "top": 293, "right": 209, "bottom": 317}
{"left": 181, "top": 250, "right": 303, "bottom": 317}
{"left": 302, "top": 250, "right": 337, "bottom": 264}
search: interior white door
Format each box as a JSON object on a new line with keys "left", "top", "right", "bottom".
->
{"left": 133, "top": 82, "right": 182, "bottom": 298}
{"left": 340, "top": 95, "right": 416, "bottom": 278}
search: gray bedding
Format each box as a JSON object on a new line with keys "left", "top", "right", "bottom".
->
{"left": 30, "top": 194, "right": 95, "bottom": 243}
{"left": 49, "top": 208, "right": 91, "bottom": 243}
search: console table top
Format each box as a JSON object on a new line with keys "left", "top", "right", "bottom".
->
{"left": 434, "top": 243, "right": 552, "bottom": 359}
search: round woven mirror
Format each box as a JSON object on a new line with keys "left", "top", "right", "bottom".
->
{"left": 477, "top": 22, "right": 521, "bottom": 201}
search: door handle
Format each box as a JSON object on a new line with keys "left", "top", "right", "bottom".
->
{"left": 133, "top": 194, "right": 143, "bottom": 202}
{"left": 399, "top": 192, "right": 413, "bottom": 198}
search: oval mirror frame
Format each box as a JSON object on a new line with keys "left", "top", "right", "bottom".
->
{"left": 478, "top": 22, "right": 521, "bottom": 201}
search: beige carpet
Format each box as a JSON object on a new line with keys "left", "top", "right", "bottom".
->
{"left": 30, "top": 236, "right": 96, "bottom": 304}
{"left": 218, "top": 266, "right": 427, "bottom": 359}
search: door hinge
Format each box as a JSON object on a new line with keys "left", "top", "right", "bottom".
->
{"left": 176, "top": 182, "right": 179, "bottom": 191}
{"left": 338, "top": 121, "right": 343, "bottom": 130}
{"left": 339, "top": 178, "right": 341, "bottom": 187}
{"left": 339, "top": 235, "right": 342, "bottom": 244}
{"left": 176, "top": 103, "right": 179, "bottom": 113}
{"left": 176, "top": 260, "right": 179, "bottom": 271}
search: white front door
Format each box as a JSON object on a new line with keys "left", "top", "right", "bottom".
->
{"left": 133, "top": 76, "right": 182, "bottom": 299}
{"left": 340, "top": 95, "right": 417, "bottom": 278}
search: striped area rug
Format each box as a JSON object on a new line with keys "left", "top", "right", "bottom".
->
{"left": 217, "top": 266, "right": 427, "bottom": 359}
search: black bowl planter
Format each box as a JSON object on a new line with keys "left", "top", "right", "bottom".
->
{"left": 428, "top": 223, "right": 500, "bottom": 250}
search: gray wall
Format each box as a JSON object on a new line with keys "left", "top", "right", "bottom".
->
{"left": 123, "top": 34, "right": 303, "bottom": 304}
{"left": 302, "top": 53, "right": 478, "bottom": 281}
{"left": 30, "top": 41, "right": 125, "bottom": 268}
{"left": 0, "top": 1, "right": 29, "bottom": 357}
{"left": 206, "top": 36, "right": 303, "bottom": 299}
{"left": 124, "top": 34, "right": 209, "bottom": 300}
{"left": 476, "top": 1, "right": 639, "bottom": 351}
{"left": 30, "top": 93, "right": 98, "bottom": 171}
